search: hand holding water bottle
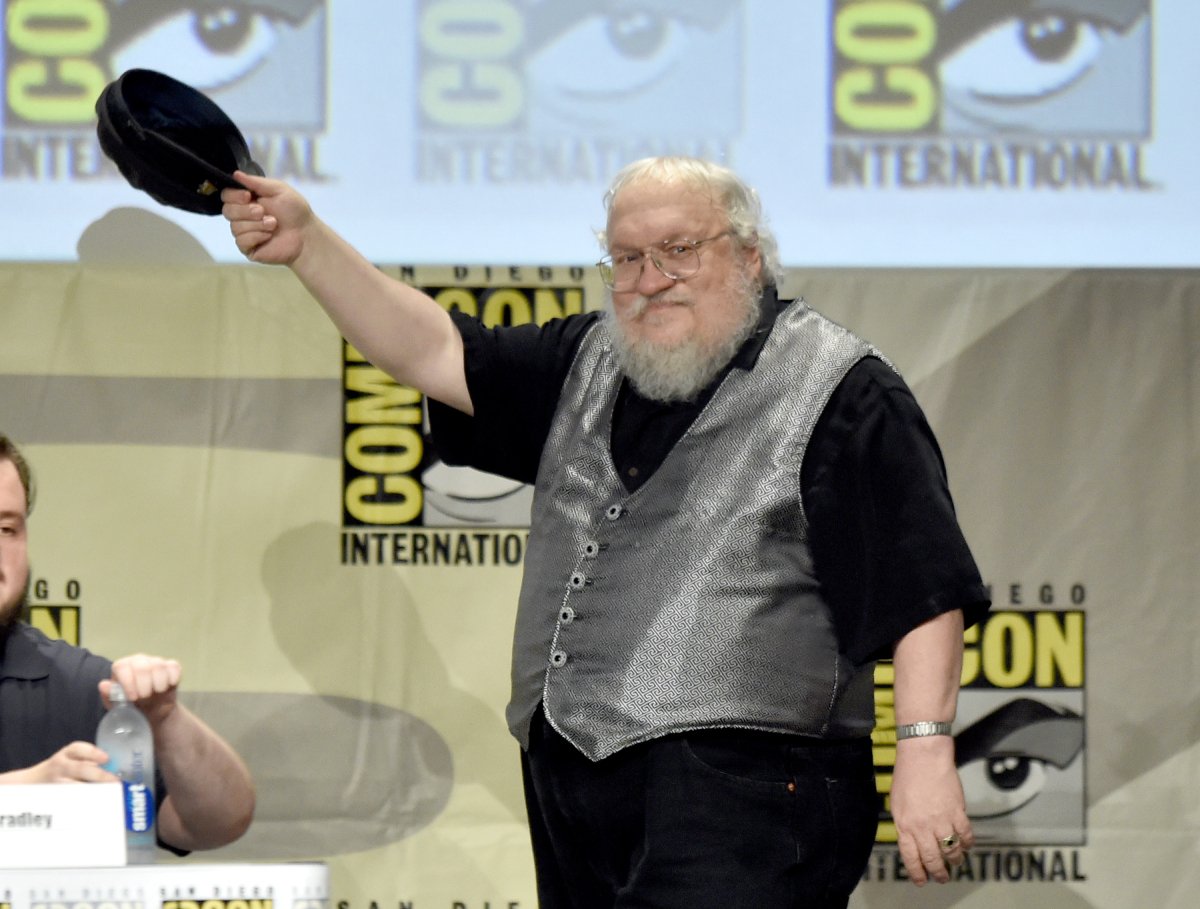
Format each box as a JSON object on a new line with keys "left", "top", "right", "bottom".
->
{"left": 96, "top": 679, "right": 157, "bottom": 863}
{"left": 94, "top": 654, "right": 182, "bottom": 864}
{"left": 99, "top": 654, "right": 182, "bottom": 723}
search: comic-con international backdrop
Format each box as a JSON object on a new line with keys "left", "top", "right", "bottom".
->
{"left": 3, "top": 263, "right": 1198, "bottom": 908}
{"left": 0, "top": 1, "right": 1196, "bottom": 267}
{"left": 2, "top": 2, "right": 1199, "bottom": 909}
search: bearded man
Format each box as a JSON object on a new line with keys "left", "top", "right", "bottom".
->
{"left": 0, "top": 434, "right": 255, "bottom": 853}
{"left": 223, "top": 156, "right": 990, "bottom": 908}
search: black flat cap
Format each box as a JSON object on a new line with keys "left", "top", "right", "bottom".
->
{"left": 96, "top": 68, "right": 264, "bottom": 216}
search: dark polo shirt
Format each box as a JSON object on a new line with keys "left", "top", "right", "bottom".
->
{"left": 0, "top": 621, "right": 181, "bottom": 853}
{"left": 0, "top": 622, "right": 111, "bottom": 771}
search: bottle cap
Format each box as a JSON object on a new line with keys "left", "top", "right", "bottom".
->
{"left": 108, "top": 681, "right": 127, "bottom": 704}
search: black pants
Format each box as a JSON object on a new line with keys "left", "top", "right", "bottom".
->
{"left": 521, "top": 709, "right": 880, "bottom": 908}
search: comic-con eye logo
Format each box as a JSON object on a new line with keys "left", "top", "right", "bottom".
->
{"left": 339, "top": 271, "right": 586, "bottom": 568}
{"left": 415, "top": 0, "right": 743, "bottom": 183}
{"left": 4, "top": 1, "right": 327, "bottom": 177}
{"left": 341, "top": 272, "right": 584, "bottom": 527}
{"left": 831, "top": 0, "right": 1150, "bottom": 137}
{"left": 874, "top": 608, "right": 1086, "bottom": 849}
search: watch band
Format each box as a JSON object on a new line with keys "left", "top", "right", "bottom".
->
{"left": 896, "top": 721, "right": 952, "bottom": 740}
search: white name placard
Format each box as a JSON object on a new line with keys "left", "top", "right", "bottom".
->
{"left": 0, "top": 781, "right": 126, "bottom": 867}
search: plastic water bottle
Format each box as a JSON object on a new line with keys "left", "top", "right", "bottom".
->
{"left": 95, "top": 681, "right": 157, "bottom": 864}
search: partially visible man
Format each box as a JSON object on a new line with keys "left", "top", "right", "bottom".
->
{"left": 0, "top": 433, "right": 255, "bottom": 852}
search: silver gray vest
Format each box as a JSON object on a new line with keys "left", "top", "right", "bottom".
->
{"left": 509, "top": 301, "right": 881, "bottom": 760}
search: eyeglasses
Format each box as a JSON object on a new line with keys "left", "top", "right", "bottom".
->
{"left": 597, "top": 231, "right": 732, "bottom": 291}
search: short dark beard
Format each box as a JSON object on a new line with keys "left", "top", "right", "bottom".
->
{"left": 605, "top": 265, "right": 762, "bottom": 403}
{"left": 0, "top": 571, "right": 31, "bottom": 632}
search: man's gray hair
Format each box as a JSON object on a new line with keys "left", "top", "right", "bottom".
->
{"left": 598, "top": 156, "right": 784, "bottom": 288}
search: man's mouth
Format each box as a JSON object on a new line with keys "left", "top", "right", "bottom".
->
{"left": 633, "top": 295, "right": 689, "bottom": 318}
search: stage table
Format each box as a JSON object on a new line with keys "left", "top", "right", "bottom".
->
{"left": 0, "top": 863, "right": 328, "bottom": 909}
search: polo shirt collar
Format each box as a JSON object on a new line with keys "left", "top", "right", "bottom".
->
{"left": 0, "top": 623, "right": 53, "bottom": 681}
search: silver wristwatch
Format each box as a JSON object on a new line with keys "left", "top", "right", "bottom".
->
{"left": 895, "top": 721, "right": 952, "bottom": 740}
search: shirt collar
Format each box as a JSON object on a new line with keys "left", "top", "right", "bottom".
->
{"left": 732, "top": 283, "right": 789, "bottom": 372}
{"left": 0, "top": 622, "right": 53, "bottom": 681}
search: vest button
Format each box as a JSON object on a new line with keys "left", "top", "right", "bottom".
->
{"left": 559, "top": 606, "right": 576, "bottom": 624}
{"left": 549, "top": 650, "right": 568, "bottom": 667}
{"left": 568, "top": 572, "right": 588, "bottom": 589}
{"left": 605, "top": 504, "right": 623, "bottom": 521}
{"left": 582, "top": 540, "right": 600, "bottom": 558}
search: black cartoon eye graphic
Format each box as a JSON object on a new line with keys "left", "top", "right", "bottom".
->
{"left": 527, "top": 14, "right": 689, "bottom": 110}
{"left": 518, "top": 0, "right": 738, "bottom": 126}
{"left": 421, "top": 459, "right": 530, "bottom": 524}
{"left": 113, "top": 11, "right": 276, "bottom": 91}
{"left": 954, "top": 697, "right": 1084, "bottom": 820}
{"left": 418, "top": 429, "right": 531, "bottom": 525}
{"left": 1022, "top": 14, "right": 1085, "bottom": 63}
{"left": 941, "top": 14, "right": 1110, "bottom": 104}
{"left": 106, "top": 2, "right": 320, "bottom": 93}
{"left": 986, "top": 753, "right": 1036, "bottom": 789}
{"left": 960, "top": 752, "right": 1048, "bottom": 817}
{"left": 934, "top": 0, "right": 1148, "bottom": 109}
{"left": 193, "top": 8, "right": 260, "bottom": 55}
{"left": 606, "top": 11, "right": 671, "bottom": 60}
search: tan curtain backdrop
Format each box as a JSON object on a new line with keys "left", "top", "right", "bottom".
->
{"left": 2, "top": 263, "right": 1196, "bottom": 908}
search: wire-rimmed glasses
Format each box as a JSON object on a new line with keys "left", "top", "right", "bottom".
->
{"left": 597, "top": 231, "right": 731, "bottom": 291}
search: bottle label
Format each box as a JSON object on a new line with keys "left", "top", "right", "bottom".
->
{"left": 123, "top": 781, "right": 156, "bottom": 834}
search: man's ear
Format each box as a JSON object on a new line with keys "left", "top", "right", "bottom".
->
{"left": 743, "top": 242, "right": 763, "bottom": 281}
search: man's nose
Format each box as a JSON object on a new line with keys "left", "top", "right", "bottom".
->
{"left": 635, "top": 256, "right": 676, "bottom": 295}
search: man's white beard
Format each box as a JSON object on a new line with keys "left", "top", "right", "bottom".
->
{"left": 605, "top": 267, "right": 762, "bottom": 403}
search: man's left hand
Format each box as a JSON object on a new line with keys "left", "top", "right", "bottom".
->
{"left": 889, "top": 735, "right": 975, "bottom": 885}
{"left": 99, "top": 654, "right": 183, "bottom": 727}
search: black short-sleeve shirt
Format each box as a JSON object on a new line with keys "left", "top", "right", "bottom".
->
{"left": 428, "top": 291, "right": 990, "bottom": 662}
